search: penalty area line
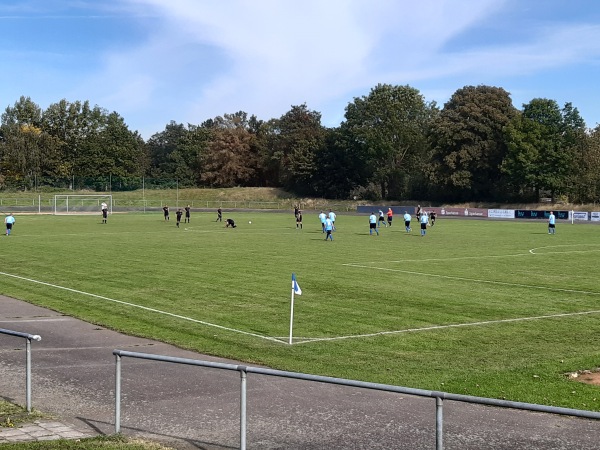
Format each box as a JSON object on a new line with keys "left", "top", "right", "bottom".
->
{"left": 0, "top": 271, "right": 286, "bottom": 345}
{"left": 292, "top": 309, "right": 600, "bottom": 345}
{"left": 342, "top": 264, "right": 600, "bottom": 296}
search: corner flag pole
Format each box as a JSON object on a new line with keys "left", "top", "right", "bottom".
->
{"left": 289, "top": 273, "right": 302, "bottom": 345}
{"left": 289, "top": 287, "right": 295, "bottom": 345}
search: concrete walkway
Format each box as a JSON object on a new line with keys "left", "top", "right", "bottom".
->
{"left": 0, "top": 421, "right": 92, "bottom": 443}
{"left": 1, "top": 296, "right": 599, "bottom": 449}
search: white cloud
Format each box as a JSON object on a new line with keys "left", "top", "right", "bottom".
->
{"left": 59, "top": 0, "right": 600, "bottom": 135}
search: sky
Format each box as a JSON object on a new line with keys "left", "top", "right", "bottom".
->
{"left": 1, "top": 0, "right": 600, "bottom": 139}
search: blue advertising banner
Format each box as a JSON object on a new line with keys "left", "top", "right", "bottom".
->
{"left": 514, "top": 210, "right": 569, "bottom": 220}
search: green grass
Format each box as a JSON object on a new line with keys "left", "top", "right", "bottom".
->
{"left": 0, "top": 400, "right": 45, "bottom": 428}
{"left": 1, "top": 212, "right": 600, "bottom": 411}
{"left": 0, "top": 435, "right": 174, "bottom": 449}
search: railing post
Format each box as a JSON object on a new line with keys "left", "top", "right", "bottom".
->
{"left": 25, "top": 338, "right": 33, "bottom": 412}
{"left": 115, "top": 354, "right": 122, "bottom": 434}
{"left": 240, "top": 367, "right": 247, "bottom": 450}
{"left": 436, "top": 396, "right": 443, "bottom": 450}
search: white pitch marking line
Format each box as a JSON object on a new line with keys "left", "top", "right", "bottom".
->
{"left": 529, "top": 243, "right": 600, "bottom": 255}
{"left": 342, "top": 264, "right": 600, "bottom": 296}
{"left": 0, "top": 271, "right": 287, "bottom": 345}
{"left": 291, "top": 309, "right": 600, "bottom": 345}
{"left": 382, "top": 252, "right": 529, "bottom": 265}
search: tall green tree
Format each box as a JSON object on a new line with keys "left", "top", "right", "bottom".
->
{"left": 312, "top": 126, "right": 371, "bottom": 199}
{"left": 342, "top": 84, "right": 434, "bottom": 199}
{"left": 0, "top": 97, "right": 61, "bottom": 188}
{"left": 429, "top": 85, "right": 517, "bottom": 201}
{"left": 570, "top": 125, "right": 600, "bottom": 203}
{"left": 146, "top": 121, "right": 190, "bottom": 184}
{"left": 502, "top": 99, "right": 585, "bottom": 201}
{"left": 97, "top": 112, "right": 147, "bottom": 177}
{"left": 265, "top": 104, "right": 325, "bottom": 194}
{"left": 42, "top": 99, "right": 106, "bottom": 181}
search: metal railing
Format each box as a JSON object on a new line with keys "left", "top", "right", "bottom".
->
{"left": 0, "top": 328, "right": 42, "bottom": 412}
{"left": 113, "top": 349, "right": 600, "bottom": 450}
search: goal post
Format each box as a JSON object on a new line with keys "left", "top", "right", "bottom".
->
{"left": 53, "top": 194, "right": 113, "bottom": 215}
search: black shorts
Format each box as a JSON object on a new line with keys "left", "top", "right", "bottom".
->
{"left": 370, "top": 223, "right": 377, "bottom": 229}
{"left": 102, "top": 210, "right": 108, "bottom": 218}
{"left": 387, "top": 217, "right": 392, "bottom": 222}
{"left": 6, "top": 223, "right": 13, "bottom": 230}
{"left": 405, "top": 220, "right": 410, "bottom": 227}
{"left": 549, "top": 224, "right": 555, "bottom": 228}
{"left": 421, "top": 223, "right": 427, "bottom": 230}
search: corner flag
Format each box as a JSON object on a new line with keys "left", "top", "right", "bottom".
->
{"left": 289, "top": 273, "right": 302, "bottom": 345}
{"left": 292, "top": 273, "right": 302, "bottom": 296}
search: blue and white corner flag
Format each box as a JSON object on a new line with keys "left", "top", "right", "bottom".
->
{"left": 292, "top": 273, "right": 302, "bottom": 296}
{"left": 289, "top": 273, "right": 302, "bottom": 344}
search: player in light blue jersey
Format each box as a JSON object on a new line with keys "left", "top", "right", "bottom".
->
{"left": 328, "top": 210, "right": 336, "bottom": 231}
{"left": 325, "top": 217, "right": 334, "bottom": 241}
{"left": 5, "top": 213, "right": 16, "bottom": 236}
{"left": 403, "top": 211, "right": 411, "bottom": 232}
{"left": 548, "top": 211, "right": 556, "bottom": 234}
{"left": 420, "top": 211, "right": 429, "bottom": 237}
{"left": 319, "top": 211, "right": 327, "bottom": 232}
{"left": 369, "top": 212, "right": 379, "bottom": 236}
{"left": 378, "top": 210, "right": 387, "bottom": 228}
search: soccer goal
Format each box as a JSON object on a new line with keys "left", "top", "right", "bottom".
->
{"left": 53, "top": 194, "right": 113, "bottom": 215}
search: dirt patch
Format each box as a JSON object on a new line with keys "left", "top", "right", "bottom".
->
{"left": 567, "top": 369, "right": 600, "bottom": 386}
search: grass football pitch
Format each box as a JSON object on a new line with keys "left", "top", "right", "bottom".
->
{"left": 1, "top": 211, "right": 599, "bottom": 411}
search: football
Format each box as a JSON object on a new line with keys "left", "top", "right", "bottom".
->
{"left": 249, "top": 221, "right": 252, "bottom": 224}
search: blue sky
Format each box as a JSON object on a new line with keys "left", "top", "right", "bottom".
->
{"left": 1, "top": 0, "right": 600, "bottom": 139}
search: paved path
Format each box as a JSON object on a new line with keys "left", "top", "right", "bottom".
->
{"left": 1, "top": 296, "right": 599, "bottom": 449}
{"left": 0, "top": 421, "right": 92, "bottom": 443}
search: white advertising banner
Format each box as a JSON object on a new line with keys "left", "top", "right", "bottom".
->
{"left": 488, "top": 209, "right": 515, "bottom": 219}
{"left": 591, "top": 212, "right": 600, "bottom": 222}
{"left": 571, "top": 211, "right": 589, "bottom": 221}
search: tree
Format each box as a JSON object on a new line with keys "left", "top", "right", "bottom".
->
{"left": 41, "top": 99, "right": 107, "bottom": 181}
{"left": 264, "top": 104, "right": 326, "bottom": 194}
{"left": 502, "top": 99, "right": 585, "bottom": 201}
{"left": 429, "top": 85, "right": 517, "bottom": 201}
{"left": 201, "top": 112, "right": 259, "bottom": 187}
{"left": 312, "top": 127, "right": 371, "bottom": 199}
{"left": 570, "top": 125, "right": 600, "bottom": 203}
{"left": 0, "top": 97, "right": 61, "bottom": 189}
{"left": 97, "top": 112, "right": 147, "bottom": 178}
{"left": 1, "top": 96, "right": 42, "bottom": 127}
{"left": 146, "top": 121, "right": 190, "bottom": 183}
{"left": 342, "top": 84, "right": 434, "bottom": 199}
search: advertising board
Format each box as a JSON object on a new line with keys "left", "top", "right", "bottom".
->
{"left": 515, "top": 210, "right": 569, "bottom": 220}
{"left": 487, "top": 209, "right": 515, "bottom": 219}
{"left": 571, "top": 211, "right": 589, "bottom": 221}
{"left": 427, "top": 207, "right": 488, "bottom": 217}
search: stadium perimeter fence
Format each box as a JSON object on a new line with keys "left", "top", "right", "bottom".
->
{"left": 0, "top": 196, "right": 353, "bottom": 214}
{"left": 112, "top": 350, "right": 600, "bottom": 450}
{"left": 3, "top": 326, "right": 600, "bottom": 448}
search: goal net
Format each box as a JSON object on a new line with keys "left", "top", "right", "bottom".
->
{"left": 53, "top": 195, "right": 113, "bottom": 215}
